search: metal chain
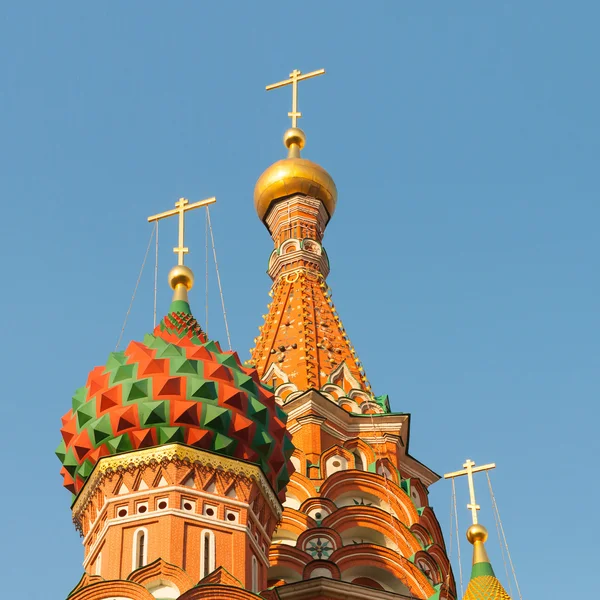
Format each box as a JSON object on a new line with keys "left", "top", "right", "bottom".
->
{"left": 486, "top": 473, "right": 523, "bottom": 600}
{"left": 115, "top": 224, "right": 156, "bottom": 350}
{"left": 206, "top": 206, "right": 232, "bottom": 350}
{"left": 153, "top": 221, "right": 159, "bottom": 328}
{"left": 452, "top": 478, "right": 464, "bottom": 598}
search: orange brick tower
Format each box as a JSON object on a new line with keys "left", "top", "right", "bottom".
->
{"left": 250, "top": 69, "right": 456, "bottom": 599}
{"left": 56, "top": 198, "right": 295, "bottom": 599}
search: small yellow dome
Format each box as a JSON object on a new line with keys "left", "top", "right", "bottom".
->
{"left": 254, "top": 128, "right": 337, "bottom": 222}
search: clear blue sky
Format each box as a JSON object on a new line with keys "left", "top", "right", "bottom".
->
{"left": 0, "top": 2, "right": 597, "bottom": 598}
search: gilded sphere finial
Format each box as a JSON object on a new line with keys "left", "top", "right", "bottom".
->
{"left": 283, "top": 127, "right": 306, "bottom": 151}
{"left": 168, "top": 265, "right": 194, "bottom": 291}
{"left": 466, "top": 524, "right": 488, "bottom": 545}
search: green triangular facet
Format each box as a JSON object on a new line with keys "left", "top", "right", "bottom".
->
{"left": 157, "top": 426, "right": 185, "bottom": 444}
{"left": 124, "top": 379, "right": 150, "bottom": 404}
{"left": 276, "top": 467, "right": 290, "bottom": 491}
{"left": 157, "top": 343, "right": 184, "bottom": 358}
{"left": 105, "top": 351, "right": 128, "bottom": 370}
{"left": 283, "top": 435, "right": 295, "bottom": 459}
{"left": 90, "top": 414, "right": 113, "bottom": 447}
{"left": 171, "top": 358, "right": 199, "bottom": 375}
{"left": 63, "top": 448, "right": 78, "bottom": 476}
{"left": 213, "top": 433, "right": 236, "bottom": 455}
{"left": 203, "top": 404, "right": 230, "bottom": 433}
{"left": 147, "top": 336, "right": 168, "bottom": 351}
{"left": 111, "top": 363, "right": 136, "bottom": 384}
{"left": 142, "top": 333, "right": 157, "bottom": 347}
{"left": 55, "top": 439, "right": 67, "bottom": 463}
{"left": 217, "top": 354, "right": 240, "bottom": 370}
{"left": 107, "top": 434, "right": 133, "bottom": 454}
{"left": 248, "top": 397, "right": 268, "bottom": 426}
{"left": 71, "top": 387, "right": 88, "bottom": 412}
{"left": 77, "top": 459, "right": 95, "bottom": 479}
{"left": 76, "top": 399, "right": 97, "bottom": 431}
{"left": 253, "top": 429, "right": 274, "bottom": 457}
{"left": 235, "top": 372, "right": 258, "bottom": 396}
{"left": 275, "top": 405, "right": 287, "bottom": 423}
{"left": 189, "top": 379, "right": 218, "bottom": 402}
{"left": 140, "top": 400, "right": 168, "bottom": 426}
{"left": 202, "top": 341, "right": 220, "bottom": 353}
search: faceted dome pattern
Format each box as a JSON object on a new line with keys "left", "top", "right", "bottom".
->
{"left": 56, "top": 305, "right": 295, "bottom": 499}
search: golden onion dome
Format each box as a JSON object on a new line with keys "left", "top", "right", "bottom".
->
{"left": 254, "top": 127, "right": 337, "bottom": 222}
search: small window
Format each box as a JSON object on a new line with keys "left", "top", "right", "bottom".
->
{"left": 225, "top": 509, "right": 239, "bottom": 523}
{"left": 132, "top": 528, "right": 148, "bottom": 570}
{"left": 181, "top": 498, "right": 196, "bottom": 512}
{"left": 251, "top": 555, "right": 259, "bottom": 593}
{"left": 136, "top": 501, "right": 148, "bottom": 514}
{"left": 200, "top": 530, "right": 216, "bottom": 578}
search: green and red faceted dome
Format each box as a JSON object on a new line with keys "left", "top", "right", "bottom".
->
{"left": 56, "top": 299, "right": 295, "bottom": 500}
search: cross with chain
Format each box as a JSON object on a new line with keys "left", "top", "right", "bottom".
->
{"left": 147, "top": 197, "right": 216, "bottom": 265}
{"left": 266, "top": 68, "right": 325, "bottom": 128}
{"left": 444, "top": 459, "right": 496, "bottom": 525}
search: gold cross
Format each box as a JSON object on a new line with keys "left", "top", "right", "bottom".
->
{"left": 266, "top": 68, "right": 325, "bottom": 128}
{"left": 147, "top": 197, "right": 216, "bottom": 265}
{"left": 444, "top": 459, "right": 496, "bottom": 525}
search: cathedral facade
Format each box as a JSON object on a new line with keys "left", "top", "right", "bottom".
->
{"left": 56, "top": 72, "right": 508, "bottom": 600}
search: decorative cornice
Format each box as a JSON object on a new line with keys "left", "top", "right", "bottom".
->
{"left": 72, "top": 444, "right": 282, "bottom": 529}
{"left": 268, "top": 247, "right": 330, "bottom": 280}
{"left": 273, "top": 577, "right": 420, "bottom": 600}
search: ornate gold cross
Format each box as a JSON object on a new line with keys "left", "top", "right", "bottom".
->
{"left": 147, "top": 197, "right": 216, "bottom": 265}
{"left": 444, "top": 459, "right": 496, "bottom": 525}
{"left": 266, "top": 68, "right": 325, "bottom": 128}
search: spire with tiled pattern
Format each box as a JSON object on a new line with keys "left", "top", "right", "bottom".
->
{"left": 250, "top": 126, "right": 384, "bottom": 413}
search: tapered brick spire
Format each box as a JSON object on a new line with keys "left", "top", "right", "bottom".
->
{"left": 250, "top": 128, "right": 388, "bottom": 414}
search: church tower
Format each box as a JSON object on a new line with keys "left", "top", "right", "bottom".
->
{"left": 56, "top": 198, "right": 295, "bottom": 599}
{"left": 250, "top": 69, "right": 456, "bottom": 599}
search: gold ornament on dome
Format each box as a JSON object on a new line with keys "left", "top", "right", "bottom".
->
{"left": 255, "top": 68, "right": 337, "bottom": 222}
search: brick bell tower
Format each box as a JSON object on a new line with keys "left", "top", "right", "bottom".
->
{"left": 250, "top": 69, "right": 457, "bottom": 600}
{"left": 56, "top": 198, "right": 295, "bottom": 599}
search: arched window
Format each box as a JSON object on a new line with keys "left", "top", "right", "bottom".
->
{"left": 353, "top": 451, "right": 365, "bottom": 470}
{"left": 95, "top": 552, "right": 102, "bottom": 576}
{"left": 200, "top": 530, "right": 216, "bottom": 578}
{"left": 132, "top": 528, "right": 148, "bottom": 570}
{"left": 251, "top": 555, "right": 259, "bottom": 593}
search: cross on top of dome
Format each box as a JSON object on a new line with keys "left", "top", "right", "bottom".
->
{"left": 148, "top": 196, "right": 216, "bottom": 266}
{"left": 266, "top": 67, "right": 325, "bottom": 129}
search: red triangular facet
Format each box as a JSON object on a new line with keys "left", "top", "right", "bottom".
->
{"left": 139, "top": 358, "right": 167, "bottom": 377}
{"left": 172, "top": 401, "right": 200, "bottom": 427}
{"left": 113, "top": 405, "right": 138, "bottom": 433}
{"left": 186, "top": 428, "right": 213, "bottom": 449}
{"left": 158, "top": 377, "right": 181, "bottom": 397}
{"left": 73, "top": 430, "right": 93, "bottom": 461}
{"left": 186, "top": 346, "right": 212, "bottom": 360}
{"left": 204, "top": 361, "right": 232, "bottom": 382}
{"left": 98, "top": 386, "right": 121, "bottom": 413}
{"left": 220, "top": 384, "right": 246, "bottom": 411}
{"left": 131, "top": 429, "right": 156, "bottom": 449}
{"left": 87, "top": 367, "right": 109, "bottom": 398}
{"left": 60, "top": 417, "right": 78, "bottom": 446}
